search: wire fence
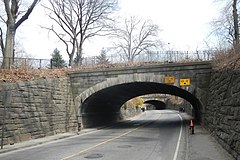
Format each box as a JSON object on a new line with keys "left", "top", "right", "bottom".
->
{"left": 0, "top": 50, "right": 216, "bottom": 69}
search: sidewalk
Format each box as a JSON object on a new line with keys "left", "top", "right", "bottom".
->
{"left": 179, "top": 112, "right": 235, "bottom": 160}
{"left": 187, "top": 125, "right": 234, "bottom": 160}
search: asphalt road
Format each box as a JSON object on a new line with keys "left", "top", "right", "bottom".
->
{"left": 0, "top": 110, "right": 187, "bottom": 160}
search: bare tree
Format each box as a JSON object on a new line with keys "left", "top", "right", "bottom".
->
{"left": 43, "top": 0, "right": 118, "bottom": 66}
{"left": 232, "top": 0, "right": 239, "bottom": 49}
{"left": 111, "top": 16, "right": 161, "bottom": 62}
{"left": 0, "top": 0, "right": 39, "bottom": 69}
{"left": 211, "top": 0, "right": 240, "bottom": 52}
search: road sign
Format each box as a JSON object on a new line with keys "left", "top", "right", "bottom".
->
{"left": 164, "top": 76, "right": 175, "bottom": 84}
{"left": 180, "top": 78, "right": 190, "bottom": 86}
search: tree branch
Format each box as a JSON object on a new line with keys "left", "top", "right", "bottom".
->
{"left": 3, "top": 0, "right": 12, "bottom": 21}
{"left": 15, "top": 0, "right": 39, "bottom": 30}
{"left": 41, "top": 25, "right": 74, "bottom": 57}
{"left": 112, "top": 16, "right": 160, "bottom": 61}
{"left": 42, "top": 0, "right": 117, "bottom": 66}
{"left": 0, "top": 27, "right": 4, "bottom": 54}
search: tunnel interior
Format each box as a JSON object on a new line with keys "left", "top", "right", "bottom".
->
{"left": 80, "top": 82, "right": 202, "bottom": 128}
{"left": 144, "top": 100, "right": 167, "bottom": 110}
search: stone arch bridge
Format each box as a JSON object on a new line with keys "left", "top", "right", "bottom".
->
{"left": 68, "top": 62, "right": 212, "bottom": 128}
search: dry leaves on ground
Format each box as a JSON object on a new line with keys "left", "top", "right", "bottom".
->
{"left": 213, "top": 50, "right": 240, "bottom": 69}
{"left": 0, "top": 68, "right": 68, "bottom": 83}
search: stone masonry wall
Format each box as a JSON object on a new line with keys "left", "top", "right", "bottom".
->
{"left": 203, "top": 70, "right": 240, "bottom": 159}
{"left": 0, "top": 78, "right": 78, "bottom": 145}
{"left": 120, "top": 104, "right": 142, "bottom": 120}
{"left": 166, "top": 99, "right": 193, "bottom": 116}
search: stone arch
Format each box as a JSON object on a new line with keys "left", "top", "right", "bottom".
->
{"left": 75, "top": 73, "right": 202, "bottom": 127}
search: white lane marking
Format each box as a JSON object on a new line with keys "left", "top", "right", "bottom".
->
{"left": 173, "top": 114, "right": 183, "bottom": 160}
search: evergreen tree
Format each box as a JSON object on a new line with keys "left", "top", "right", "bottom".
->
{"left": 51, "top": 48, "right": 66, "bottom": 68}
{"left": 96, "top": 48, "right": 110, "bottom": 64}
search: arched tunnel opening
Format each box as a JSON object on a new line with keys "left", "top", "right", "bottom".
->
{"left": 80, "top": 82, "right": 202, "bottom": 128}
{"left": 144, "top": 100, "right": 167, "bottom": 110}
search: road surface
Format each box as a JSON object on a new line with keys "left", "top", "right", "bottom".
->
{"left": 0, "top": 110, "right": 187, "bottom": 160}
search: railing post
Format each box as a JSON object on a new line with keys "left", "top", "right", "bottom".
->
{"left": 8, "top": 57, "right": 11, "bottom": 69}
{"left": 39, "top": 59, "right": 42, "bottom": 69}
{"left": 24, "top": 58, "right": 27, "bottom": 68}
{"left": 50, "top": 59, "right": 53, "bottom": 69}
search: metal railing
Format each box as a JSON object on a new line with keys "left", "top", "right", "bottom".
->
{"left": 0, "top": 50, "right": 216, "bottom": 69}
{"left": 0, "top": 57, "right": 51, "bottom": 69}
{"left": 81, "top": 50, "right": 215, "bottom": 66}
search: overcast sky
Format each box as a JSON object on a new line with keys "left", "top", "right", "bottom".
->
{"left": 17, "top": 0, "right": 220, "bottom": 59}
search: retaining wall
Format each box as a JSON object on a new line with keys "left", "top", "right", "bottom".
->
{"left": 203, "top": 70, "right": 240, "bottom": 159}
{"left": 0, "top": 78, "right": 78, "bottom": 145}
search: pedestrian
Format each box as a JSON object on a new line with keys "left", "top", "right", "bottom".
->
{"left": 189, "top": 119, "right": 194, "bottom": 134}
{"left": 179, "top": 107, "right": 182, "bottom": 112}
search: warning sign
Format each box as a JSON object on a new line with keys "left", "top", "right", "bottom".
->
{"left": 180, "top": 78, "right": 191, "bottom": 86}
{"left": 164, "top": 76, "right": 175, "bottom": 84}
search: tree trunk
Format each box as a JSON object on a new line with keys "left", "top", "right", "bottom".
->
{"left": 1, "top": 0, "right": 39, "bottom": 69}
{"left": 69, "top": 54, "right": 74, "bottom": 67}
{"left": 233, "top": 0, "right": 239, "bottom": 52}
{"left": 2, "top": 27, "right": 15, "bottom": 69}
{"left": 76, "top": 43, "right": 83, "bottom": 66}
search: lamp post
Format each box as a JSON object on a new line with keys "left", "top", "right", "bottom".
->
{"left": 167, "top": 43, "right": 172, "bottom": 62}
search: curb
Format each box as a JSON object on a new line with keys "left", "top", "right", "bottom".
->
{"left": 0, "top": 133, "right": 77, "bottom": 154}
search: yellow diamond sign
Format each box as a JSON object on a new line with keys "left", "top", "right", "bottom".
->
{"left": 180, "top": 78, "right": 191, "bottom": 86}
